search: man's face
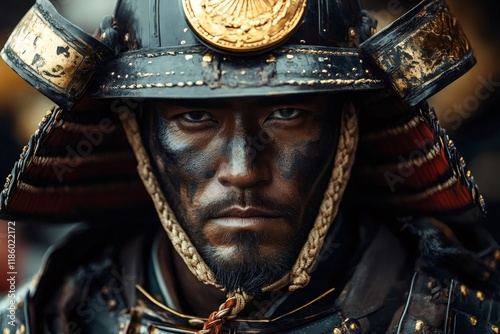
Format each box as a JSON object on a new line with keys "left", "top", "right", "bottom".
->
{"left": 142, "top": 94, "right": 340, "bottom": 295}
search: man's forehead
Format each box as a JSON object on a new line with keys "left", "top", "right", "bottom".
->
{"left": 149, "top": 93, "right": 343, "bottom": 110}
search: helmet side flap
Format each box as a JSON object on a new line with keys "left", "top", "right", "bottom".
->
{"left": 0, "top": 0, "right": 115, "bottom": 110}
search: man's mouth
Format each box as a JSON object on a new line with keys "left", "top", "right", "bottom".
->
{"left": 214, "top": 206, "right": 280, "bottom": 219}
{"left": 207, "top": 206, "right": 289, "bottom": 234}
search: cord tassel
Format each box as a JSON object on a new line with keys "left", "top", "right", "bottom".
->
{"left": 196, "top": 297, "right": 237, "bottom": 334}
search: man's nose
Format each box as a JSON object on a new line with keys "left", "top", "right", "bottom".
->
{"left": 217, "top": 136, "right": 271, "bottom": 188}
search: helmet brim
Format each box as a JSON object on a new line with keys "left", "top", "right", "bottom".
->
{"left": 89, "top": 45, "right": 385, "bottom": 101}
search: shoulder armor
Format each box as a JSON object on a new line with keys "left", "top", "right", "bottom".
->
{"left": 397, "top": 271, "right": 500, "bottom": 333}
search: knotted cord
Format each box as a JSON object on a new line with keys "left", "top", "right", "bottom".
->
{"left": 196, "top": 297, "right": 237, "bottom": 334}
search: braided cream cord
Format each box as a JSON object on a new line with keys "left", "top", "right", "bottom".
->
{"left": 118, "top": 101, "right": 358, "bottom": 316}
{"left": 118, "top": 110, "right": 218, "bottom": 287}
{"left": 288, "top": 101, "right": 358, "bottom": 290}
{"left": 262, "top": 101, "right": 359, "bottom": 293}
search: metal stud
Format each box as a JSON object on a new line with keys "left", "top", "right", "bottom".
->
{"left": 203, "top": 53, "right": 213, "bottom": 63}
{"left": 108, "top": 299, "right": 117, "bottom": 312}
{"left": 495, "top": 250, "right": 500, "bottom": 261}
{"left": 349, "top": 322, "right": 359, "bottom": 331}
{"left": 469, "top": 316, "right": 478, "bottom": 327}
{"left": 460, "top": 285, "right": 469, "bottom": 296}
{"left": 492, "top": 325, "right": 499, "bottom": 334}
{"left": 415, "top": 320, "right": 424, "bottom": 331}
{"left": 477, "top": 291, "right": 485, "bottom": 302}
{"left": 479, "top": 195, "right": 486, "bottom": 208}
{"left": 333, "top": 329, "right": 341, "bottom": 334}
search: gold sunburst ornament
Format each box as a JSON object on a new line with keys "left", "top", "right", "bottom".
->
{"left": 183, "top": 0, "right": 307, "bottom": 52}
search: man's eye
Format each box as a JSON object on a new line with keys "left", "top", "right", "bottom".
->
{"left": 269, "top": 109, "right": 302, "bottom": 120}
{"left": 181, "top": 111, "right": 213, "bottom": 122}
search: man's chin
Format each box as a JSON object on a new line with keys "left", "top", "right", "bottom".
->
{"left": 203, "top": 244, "right": 294, "bottom": 295}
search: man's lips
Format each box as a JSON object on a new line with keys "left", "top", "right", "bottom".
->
{"left": 212, "top": 206, "right": 280, "bottom": 219}
{"left": 207, "top": 206, "right": 290, "bottom": 237}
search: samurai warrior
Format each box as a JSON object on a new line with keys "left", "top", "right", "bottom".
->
{"left": 0, "top": 0, "right": 499, "bottom": 333}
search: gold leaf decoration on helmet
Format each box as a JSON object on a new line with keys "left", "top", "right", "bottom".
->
{"left": 183, "top": 0, "right": 307, "bottom": 52}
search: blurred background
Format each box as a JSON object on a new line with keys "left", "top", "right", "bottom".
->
{"left": 0, "top": 0, "right": 498, "bottom": 291}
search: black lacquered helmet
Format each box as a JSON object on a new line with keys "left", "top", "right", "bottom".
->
{"left": 89, "top": 0, "right": 384, "bottom": 101}
{"left": 0, "top": 0, "right": 485, "bottom": 224}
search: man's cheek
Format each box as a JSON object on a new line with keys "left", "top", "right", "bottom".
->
{"left": 186, "top": 181, "right": 200, "bottom": 203}
{"left": 278, "top": 149, "right": 309, "bottom": 180}
{"left": 277, "top": 140, "right": 323, "bottom": 180}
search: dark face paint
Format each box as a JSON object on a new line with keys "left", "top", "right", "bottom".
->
{"left": 142, "top": 95, "right": 341, "bottom": 295}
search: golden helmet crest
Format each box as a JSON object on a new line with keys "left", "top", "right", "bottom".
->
{"left": 182, "top": 0, "right": 307, "bottom": 52}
